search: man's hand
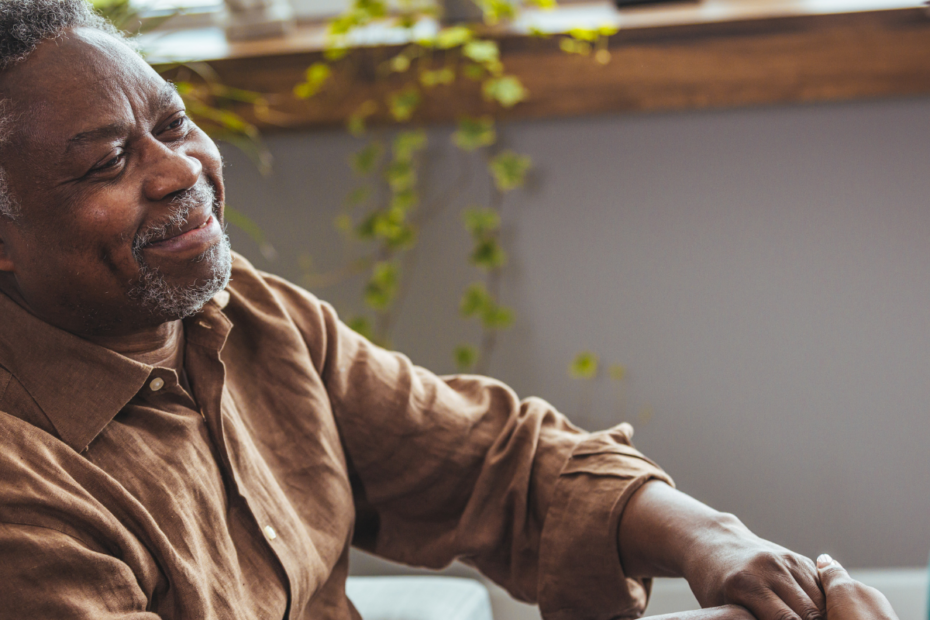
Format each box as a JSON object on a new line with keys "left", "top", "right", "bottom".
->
{"left": 680, "top": 515, "right": 823, "bottom": 620}
{"left": 619, "top": 481, "right": 825, "bottom": 620}
{"left": 816, "top": 554, "right": 899, "bottom": 620}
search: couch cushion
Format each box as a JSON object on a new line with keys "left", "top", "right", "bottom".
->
{"left": 346, "top": 576, "right": 494, "bottom": 620}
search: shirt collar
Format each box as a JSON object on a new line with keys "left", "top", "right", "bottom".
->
{"left": 0, "top": 289, "right": 229, "bottom": 453}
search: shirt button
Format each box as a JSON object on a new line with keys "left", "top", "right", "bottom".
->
{"left": 263, "top": 525, "right": 277, "bottom": 541}
{"left": 149, "top": 377, "right": 165, "bottom": 391}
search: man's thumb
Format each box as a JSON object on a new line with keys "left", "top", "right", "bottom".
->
{"left": 817, "top": 554, "right": 850, "bottom": 588}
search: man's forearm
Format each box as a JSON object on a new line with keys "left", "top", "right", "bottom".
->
{"left": 617, "top": 480, "right": 746, "bottom": 579}
{"left": 616, "top": 480, "right": 825, "bottom": 620}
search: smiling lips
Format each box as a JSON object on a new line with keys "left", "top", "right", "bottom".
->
{"left": 146, "top": 213, "right": 222, "bottom": 255}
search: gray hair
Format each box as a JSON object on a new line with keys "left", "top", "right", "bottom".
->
{"left": 0, "top": 0, "right": 123, "bottom": 221}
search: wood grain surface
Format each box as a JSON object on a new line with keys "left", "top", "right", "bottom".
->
{"left": 159, "top": 6, "right": 930, "bottom": 131}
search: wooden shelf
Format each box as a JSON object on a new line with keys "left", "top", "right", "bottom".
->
{"left": 145, "top": 0, "right": 930, "bottom": 131}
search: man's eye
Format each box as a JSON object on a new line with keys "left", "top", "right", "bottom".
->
{"left": 92, "top": 150, "right": 125, "bottom": 173}
{"left": 165, "top": 114, "right": 188, "bottom": 132}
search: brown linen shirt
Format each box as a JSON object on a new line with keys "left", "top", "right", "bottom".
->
{"left": 0, "top": 252, "right": 672, "bottom": 620}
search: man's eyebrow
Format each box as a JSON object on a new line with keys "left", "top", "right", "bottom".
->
{"left": 64, "top": 83, "right": 182, "bottom": 153}
{"left": 66, "top": 122, "right": 132, "bottom": 151}
{"left": 157, "top": 81, "right": 181, "bottom": 111}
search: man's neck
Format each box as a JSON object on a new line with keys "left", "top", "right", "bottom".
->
{"left": 86, "top": 320, "right": 185, "bottom": 371}
{"left": 0, "top": 273, "right": 185, "bottom": 371}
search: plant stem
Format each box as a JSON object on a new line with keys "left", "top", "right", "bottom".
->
{"left": 474, "top": 158, "right": 506, "bottom": 376}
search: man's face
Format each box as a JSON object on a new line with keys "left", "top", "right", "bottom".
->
{"left": 0, "top": 27, "right": 229, "bottom": 337}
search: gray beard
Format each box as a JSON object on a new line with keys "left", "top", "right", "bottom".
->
{"left": 129, "top": 235, "right": 232, "bottom": 320}
{"left": 128, "top": 182, "right": 233, "bottom": 320}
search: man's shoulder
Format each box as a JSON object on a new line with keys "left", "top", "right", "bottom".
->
{"left": 226, "top": 251, "right": 323, "bottom": 310}
{"left": 220, "top": 252, "right": 334, "bottom": 351}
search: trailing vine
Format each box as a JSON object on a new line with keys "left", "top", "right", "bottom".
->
{"left": 97, "top": 0, "right": 637, "bottom": 410}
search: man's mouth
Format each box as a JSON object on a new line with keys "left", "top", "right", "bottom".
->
{"left": 148, "top": 209, "right": 213, "bottom": 247}
{"left": 142, "top": 213, "right": 223, "bottom": 257}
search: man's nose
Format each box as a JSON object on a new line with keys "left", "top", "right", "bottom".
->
{"left": 142, "top": 140, "right": 203, "bottom": 202}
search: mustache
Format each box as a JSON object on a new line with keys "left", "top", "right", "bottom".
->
{"left": 131, "top": 183, "right": 217, "bottom": 259}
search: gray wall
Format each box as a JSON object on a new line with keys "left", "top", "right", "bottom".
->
{"left": 221, "top": 95, "right": 930, "bottom": 569}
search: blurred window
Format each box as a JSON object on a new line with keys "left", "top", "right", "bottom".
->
{"left": 132, "top": 0, "right": 349, "bottom": 20}
{"left": 132, "top": 0, "right": 222, "bottom": 14}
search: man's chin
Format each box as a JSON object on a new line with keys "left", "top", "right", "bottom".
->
{"left": 128, "top": 234, "right": 233, "bottom": 321}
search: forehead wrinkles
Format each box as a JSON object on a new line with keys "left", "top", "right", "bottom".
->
{"left": 5, "top": 33, "right": 168, "bottom": 151}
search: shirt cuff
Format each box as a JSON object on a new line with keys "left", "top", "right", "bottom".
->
{"left": 537, "top": 423, "right": 674, "bottom": 620}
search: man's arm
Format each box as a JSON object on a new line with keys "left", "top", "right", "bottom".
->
{"left": 619, "top": 481, "right": 825, "bottom": 620}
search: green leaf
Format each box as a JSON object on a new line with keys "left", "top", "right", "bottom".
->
{"left": 452, "top": 116, "right": 496, "bottom": 151}
{"left": 568, "top": 27, "right": 599, "bottom": 42}
{"left": 419, "top": 67, "right": 456, "bottom": 88}
{"left": 174, "top": 81, "right": 194, "bottom": 96}
{"left": 528, "top": 26, "right": 551, "bottom": 38}
{"left": 462, "top": 207, "right": 500, "bottom": 238}
{"left": 470, "top": 237, "right": 507, "bottom": 270}
{"left": 391, "top": 188, "right": 419, "bottom": 211}
{"left": 327, "top": 0, "right": 387, "bottom": 36}
{"left": 436, "top": 25, "right": 473, "bottom": 49}
{"left": 463, "top": 40, "right": 500, "bottom": 65}
{"left": 476, "top": 0, "right": 517, "bottom": 24}
{"left": 347, "top": 316, "right": 375, "bottom": 341}
{"left": 324, "top": 45, "right": 349, "bottom": 61}
{"left": 569, "top": 351, "right": 599, "bottom": 380}
{"left": 350, "top": 143, "right": 383, "bottom": 175}
{"left": 347, "top": 100, "right": 378, "bottom": 136}
{"left": 355, "top": 212, "right": 378, "bottom": 240}
{"left": 482, "top": 75, "right": 528, "bottom": 108}
{"left": 385, "top": 223, "right": 417, "bottom": 250}
{"left": 293, "top": 62, "right": 331, "bottom": 99}
{"left": 356, "top": 205, "right": 415, "bottom": 249}
{"left": 364, "top": 261, "right": 399, "bottom": 310}
{"left": 481, "top": 304, "right": 514, "bottom": 329}
{"left": 559, "top": 37, "right": 591, "bottom": 55}
{"left": 489, "top": 150, "right": 532, "bottom": 191}
{"left": 389, "top": 53, "right": 411, "bottom": 73}
{"left": 608, "top": 364, "right": 626, "bottom": 381}
{"left": 463, "top": 63, "right": 486, "bottom": 81}
{"left": 389, "top": 87, "right": 421, "bottom": 122}
{"left": 525, "top": 0, "right": 557, "bottom": 8}
{"left": 393, "top": 130, "right": 428, "bottom": 160}
{"left": 454, "top": 344, "right": 478, "bottom": 372}
{"left": 385, "top": 159, "right": 416, "bottom": 192}
{"left": 460, "top": 282, "right": 492, "bottom": 318}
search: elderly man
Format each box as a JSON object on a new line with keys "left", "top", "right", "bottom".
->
{"left": 0, "top": 1, "right": 900, "bottom": 619}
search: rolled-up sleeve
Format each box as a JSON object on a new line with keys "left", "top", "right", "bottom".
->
{"left": 266, "top": 273, "right": 674, "bottom": 620}
{"left": 539, "top": 429, "right": 672, "bottom": 620}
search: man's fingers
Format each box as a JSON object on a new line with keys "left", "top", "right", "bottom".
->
{"left": 739, "top": 587, "right": 805, "bottom": 620}
{"left": 816, "top": 553, "right": 852, "bottom": 590}
{"left": 788, "top": 556, "right": 827, "bottom": 615}
{"left": 770, "top": 575, "right": 824, "bottom": 620}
